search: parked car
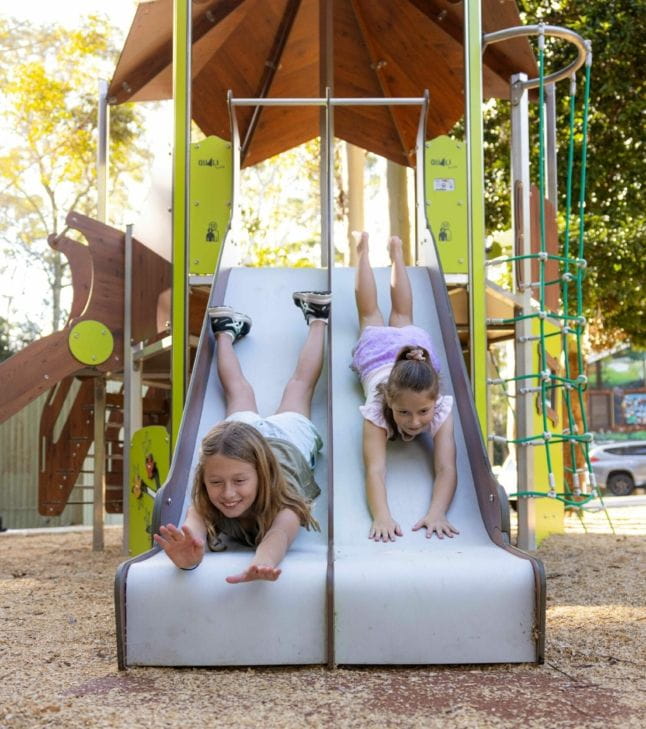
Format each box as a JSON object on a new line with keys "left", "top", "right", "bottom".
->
{"left": 493, "top": 455, "right": 518, "bottom": 508}
{"left": 589, "top": 441, "right": 646, "bottom": 496}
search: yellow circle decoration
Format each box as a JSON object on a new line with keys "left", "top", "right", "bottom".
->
{"left": 68, "top": 320, "right": 114, "bottom": 366}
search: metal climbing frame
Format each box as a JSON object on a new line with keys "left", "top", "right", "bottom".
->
{"left": 483, "top": 24, "right": 611, "bottom": 548}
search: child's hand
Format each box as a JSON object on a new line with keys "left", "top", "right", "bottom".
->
{"left": 412, "top": 513, "right": 459, "bottom": 539}
{"left": 369, "top": 516, "right": 403, "bottom": 542}
{"left": 153, "top": 523, "right": 204, "bottom": 569}
{"left": 225, "top": 564, "right": 282, "bottom": 584}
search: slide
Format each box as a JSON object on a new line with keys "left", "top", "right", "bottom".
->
{"left": 331, "top": 262, "right": 544, "bottom": 664}
{"left": 115, "top": 266, "right": 331, "bottom": 667}
{"left": 115, "top": 244, "right": 544, "bottom": 668}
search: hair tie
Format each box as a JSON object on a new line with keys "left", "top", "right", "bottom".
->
{"left": 406, "top": 348, "right": 426, "bottom": 362}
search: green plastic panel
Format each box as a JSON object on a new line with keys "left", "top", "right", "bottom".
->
{"left": 128, "top": 425, "right": 170, "bottom": 556}
{"left": 531, "top": 318, "right": 565, "bottom": 543}
{"left": 189, "top": 135, "right": 233, "bottom": 275}
{"left": 68, "top": 320, "right": 114, "bottom": 365}
{"left": 424, "top": 135, "right": 468, "bottom": 274}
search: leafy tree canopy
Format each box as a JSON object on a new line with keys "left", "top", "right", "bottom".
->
{"left": 0, "top": 14, "right": 150, "bottom": 339}
{"left": 484, "top": 0, "right": 645, "bottom": 347}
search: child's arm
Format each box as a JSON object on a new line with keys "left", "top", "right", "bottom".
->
{"left": 153, "top": 506, "right": 207, "bottom": 568}
{"left": 363, "top": 420, "right": 403, "bottom": 542}
{"left": 225, "top": 507, "right": 301, "bottom": 584}
{"left": 412, "top": 414, "right": 460, "bottom": 539}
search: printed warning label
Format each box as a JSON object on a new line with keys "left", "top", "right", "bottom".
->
{"left": 433, "top": 178, "right": 455, "bottom": 192}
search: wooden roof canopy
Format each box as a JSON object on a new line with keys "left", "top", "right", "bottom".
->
{"left": 109, "top": 0, "right": 537, "bottom": 167}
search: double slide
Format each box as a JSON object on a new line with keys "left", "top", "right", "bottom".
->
{"left": 115, "top": 242, "right": 545, "bottom": 667}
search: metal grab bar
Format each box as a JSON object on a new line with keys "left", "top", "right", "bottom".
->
{"left": 483, "top": 24, "right": 590, "bottom": 89}
{"left": 229, "top": 96, "right": 428, "bottom": 107}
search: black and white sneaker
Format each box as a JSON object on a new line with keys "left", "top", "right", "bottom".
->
{"left": 208, "top": 306, "right": 252, "bottom": 342}
{"left": 292, "top": 291, "right": 331, "bottom": 325}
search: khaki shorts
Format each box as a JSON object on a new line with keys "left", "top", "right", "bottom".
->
{"left": 225, "top": 411, "right": 323, "bottom": 469}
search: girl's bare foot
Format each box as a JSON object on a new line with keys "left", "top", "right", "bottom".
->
{"left": 352, "top": 230, "right": 369, "bottom": 257}
{"left": 388, "top": 235, "right": 404, "bottom": 263}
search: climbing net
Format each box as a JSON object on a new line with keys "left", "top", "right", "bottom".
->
{"left": 485, "top": 26, "right": 611, "bottom": 524}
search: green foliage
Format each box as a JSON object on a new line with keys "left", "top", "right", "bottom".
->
{"left": 244, "top": 241, "right": 318, "bottom": 268}
{"left": 239, "top": 141, "right": 319, "bottom": 266}
{"left": 0, "top": 315, "right": 39, "bottom": 360}
{"left": 483, "top": 0, "right": 645, "bottom": 346}
{"left": 238, "top": 139, "right": 347, "bottom": 267}
{"left": 0, "top": 317, "right": 13, "bottom": 362}
{"left": 0, "top": 14, "right": 150, "bottom": 337}
{"left": 598, "top": 349, "right": 646, "bottom": 389}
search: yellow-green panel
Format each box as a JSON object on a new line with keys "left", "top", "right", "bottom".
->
{"left": 424, "top": 135, "right": 468, "bottom": 274}
{"left": 128, "top": 425, "right": 170, "bottom": 556}
{"left": 532, "top": 317, "right": 565, "bottom": 543}
{"left": 68, "top": 320, "right": 114, "bottom": 365}
{"left": 189, "top": 136, "right": 233, "bottom": 275}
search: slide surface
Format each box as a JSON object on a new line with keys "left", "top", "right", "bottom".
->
{"left": 332, "top": 266, "right": 539, "bottom": 664}
{"left": 116, "top": 262, "right": 543, "bottom": 667}
{"left": 117, "top": 267, "right": 330, "bottom": 666}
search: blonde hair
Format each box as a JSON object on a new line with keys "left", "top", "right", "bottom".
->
{"left": 191, "top": 421, "right": 319, "bottom": 548}
{"left": 377, "top": 345, "right": 440, "bottom": 440}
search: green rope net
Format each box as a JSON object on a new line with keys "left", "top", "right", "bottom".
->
{"left": 486, "top": 28, "right": 612, "bottom": 527}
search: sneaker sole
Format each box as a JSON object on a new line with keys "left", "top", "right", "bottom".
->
{"left": 292, "top": 291, "right": 331, "bottom": 305}
{"left": 207, "top": 307, "right": 252, "bottom": 327}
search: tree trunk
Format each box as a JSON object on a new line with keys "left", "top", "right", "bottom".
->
{"left": 387, "top": 160, "right": 412, "bottom": 264}
{"left": 345, "top": 143, "right": 365, "bottom": 266}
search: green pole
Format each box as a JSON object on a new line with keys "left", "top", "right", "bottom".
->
{"left": 171, "top": 0, "right": 191, "bottom": 448}
{"left": 463, "top": 0, "right": 488, "bottom": 435}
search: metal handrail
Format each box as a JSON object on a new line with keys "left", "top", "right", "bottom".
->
{"left": 483, "top": 24, "right": 590, "bottom": 89}
{"left": 229, "top": 96, "right": 428, "bottom": 107}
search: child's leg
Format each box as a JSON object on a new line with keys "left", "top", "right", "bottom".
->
{"left": 388, "top": 235, "right": 413, "bottom": 327}
{"left": 275, "top": 321, "right": 326, "bottom": 418}
{"left": 354, "top": 231, "right": 385, "bottom": 330}
{"left": 215, "top": 333, "right": 259, "bottom": 416}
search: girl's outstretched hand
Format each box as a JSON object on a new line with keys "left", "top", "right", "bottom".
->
{"left": 369, "top": 516, "right": 404, "bottom": 542}
{"left": 225, "top": 564, "right": 282, "bottom": 584}
{"left": 412, "top": 514, "right": 459, "bottom": 540}
{"left": 153, "top": 523, "right": 204, "bottom": 569}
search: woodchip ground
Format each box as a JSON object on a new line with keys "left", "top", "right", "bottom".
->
{"left": 1, "top": 503, "right": 644, "bottom": 729}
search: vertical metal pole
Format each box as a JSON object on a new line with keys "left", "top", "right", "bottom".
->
{"left": 319, "top": 0, "right": 334, "bottom": 269}
{"left": 319, "top": 0, "right": 334, "bottom": 670}
{"left": 93, "top": 377, "right": 106, "bottom": 551}
{"left": 228, "top": 91, "right": 241, "bottom": 241}
{"left": 97, "top": 79, "right": 110, "bottom": 223}
{"left": 170, "top": 0, "right": 192, "bottom": 448}
{"left": 545, "top": 83, "right": 558, "bottom": 210}
{"left": 323, "top": 89, "right": 334, "bottom": 270}
{"left": 511, "top": 74, "right": 536, "bottom": 550}
{"left": 463, "top": 0, "right": 488, "bottom": 435}
{"left": 95, "top": 79, "right": 110, "bottom": 549}
{"left": 122, "top": 224, "right": 142, "bottom": 556}
{"left": 415, "top": 93, "right": 429, "bottom": 261}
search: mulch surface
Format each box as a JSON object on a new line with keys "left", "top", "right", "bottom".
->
{"left": 1, "top": 505, "right": 645, "bottom": 729}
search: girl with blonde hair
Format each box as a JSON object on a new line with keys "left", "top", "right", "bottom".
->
{"left": 154, "top": 291, "right": 330, "bottom": 583}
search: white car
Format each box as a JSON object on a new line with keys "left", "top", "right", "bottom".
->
{"left": 494, "top": 455, "right": 518, "bottom": 506}
{"left": 589, "top": 441, "right": 646, "bottom": 496}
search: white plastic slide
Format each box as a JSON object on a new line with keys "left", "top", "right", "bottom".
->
{"left": 116, "top": 267, "right": 330, "bottom": 666}
{"left": 331, "top": 265, "right": 543, "bottom": 664}
{"left": 115, "top": 260, "right": 544, "bottom": 667}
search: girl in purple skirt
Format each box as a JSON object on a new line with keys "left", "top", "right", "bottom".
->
{"left": 351, "top": 232, "right": 459, "bottom": 543}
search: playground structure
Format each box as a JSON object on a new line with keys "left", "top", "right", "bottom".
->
{"left": 0, "top": 214, "right": 176, "bottom": 527}
{"left": 0, "top": 0, "right": 602, "bottom": 665}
